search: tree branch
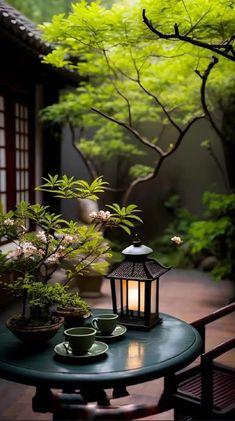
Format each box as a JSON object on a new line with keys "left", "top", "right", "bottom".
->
{"left": 122, "top": 114, "right": 204, "bottom": 205}
{"left": 69, "top": 123, "right": 125, "bottom": 194}
{"left": 143, "top": 9, "right": 235, "bottom": 62}
{"left": 138, "top": 80, "right": 182, "bottom": 133}
{"left": 195, "top": 57, "right": 230, "bottom": 190}
{"left": 195, "top": 56, "right": 224, "bottom": 140}
{"left": 103, "top": 48, "right": 133, "bottom": 127}
{"left": 91, "top": 107, "right": 165, "bottom": 155}
{"left": 91, "top": 107, "right": 205, "bottom": 206}
{"left": 69, "top": 123, "right": 98, "bottom": 181}
{"left": 119, "top": 47, "right": 182, "bottom": 133}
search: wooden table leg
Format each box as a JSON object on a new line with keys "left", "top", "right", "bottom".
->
{"left": 112, "top": 386, "right": 129, "bottom": 398}
{"left": 79, "top": 387, "right": 110, "bottom": 405}
{"left": 32, "top": 387, "right": 54, "bottom": 413}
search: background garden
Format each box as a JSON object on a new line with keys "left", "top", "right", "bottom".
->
{"left": 6, "top": 0, "right": 235, "bottom": 295}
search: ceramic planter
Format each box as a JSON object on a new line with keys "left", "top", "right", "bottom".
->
{"left": 6, "top": 315, "right": 64, "bottom": 345}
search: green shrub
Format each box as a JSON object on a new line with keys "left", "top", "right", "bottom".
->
{"left": 150, "top": 194, "right": 195, "bottom": 268}
{"left": 189, "top": 192, "right": 235, "bottom": 281}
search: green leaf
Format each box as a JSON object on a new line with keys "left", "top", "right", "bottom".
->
{"left": 119, "top": 224, "right": 131, "bottom": 235}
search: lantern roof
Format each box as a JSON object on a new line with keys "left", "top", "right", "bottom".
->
{"left": 122, "top": 235, "right": 153, "bottom": 256}
{"left": 106, "top": 258, "right": 170, "bottom": 281}
{"left": 106, "top": 236, "right": 172, "bottom": 280}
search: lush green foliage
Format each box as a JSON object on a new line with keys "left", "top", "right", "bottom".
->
{"left": 39, "top": 0, "right": 234, "bottom": 204}
{"left": 150, "top": 191, "right": 235, "bottom": 282}
{"left": 189, "top": 192, "right": 235, "bottom": 281}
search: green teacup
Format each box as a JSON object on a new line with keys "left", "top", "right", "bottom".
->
{"left": 64, "top": 326, "right": 96, "bottom": 355}
{"left": 91, "top": 314, "right": 118, "bottom": 335}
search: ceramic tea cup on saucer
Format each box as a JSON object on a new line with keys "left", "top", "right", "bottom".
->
{"left": 64, "top": 326, "right": 96, "bottom": 355}
{"left": 91, "top": 314, "right": 118, "bottom": 335}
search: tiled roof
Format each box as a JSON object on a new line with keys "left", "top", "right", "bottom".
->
{"left": 0, "top": 0, "right": 78, "bottom": 83}
{"left": 0, "top": 0, "right": 50, "bottom": 55}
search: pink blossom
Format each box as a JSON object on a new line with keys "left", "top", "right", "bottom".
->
{"left": 7, "top": 247, "right": 22, "bottom": 260}
{"left": 171, "top": 236, "right": 183, "bottom": 245}
{"left": 36, "top": 231, "right": 47, "bottom": 242}
{"left": 45, "top": 252, "right": 62, "bottom": 264}
{"left": 90, "top": 210, "right": 111, "bottom": 222}
{"left": 89, "top": 211, "right": 98, "bottom": 219}
{"left": 37, "top": 249, "right": 45, "bottom": 257}
{"left": 63, "top": 235, "right": 74, "bottom": 244}
{"left": 21, "top": 242, "right": 37, "bottom": 257}
{"left": 4, "top": 218, "right": 14, "bottom": 226}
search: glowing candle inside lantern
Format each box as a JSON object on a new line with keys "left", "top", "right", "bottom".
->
{"left": 123, "top": 280, "right": 145, "bottom": 312}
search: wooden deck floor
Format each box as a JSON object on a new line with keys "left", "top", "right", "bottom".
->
{"left": 0, "top": 269, "right": 234, "bottom": 420}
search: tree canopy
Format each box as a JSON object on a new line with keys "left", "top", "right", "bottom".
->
{"left": 39, "top": 0, "right": 234, "bottom": 204}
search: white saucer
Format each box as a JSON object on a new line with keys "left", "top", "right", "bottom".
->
{"left": 54, "top": 341, "right": 108, "bottom": 359}
{"left": 95, "top": 324, "right": 127, "bottom": 340}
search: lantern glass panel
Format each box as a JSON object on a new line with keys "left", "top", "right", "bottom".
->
{"left": 123, "top": 279, "right": 145, "bottom": 312}
{"left": 151, "top": 280, "right": 157, "bottom": 312}
{"left": 113, "top": 279, "right": 121, "bottom": 310}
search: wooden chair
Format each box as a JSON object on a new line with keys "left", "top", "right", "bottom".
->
{"left": 162, "top": 302, "right": 235, "bottom": 420}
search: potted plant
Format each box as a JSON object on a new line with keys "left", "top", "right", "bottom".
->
{"left": 54, "top": 289, "right": 91, "bottom": 328}
{"left": 0, "top": 175, "right": 142, "bottom": 344}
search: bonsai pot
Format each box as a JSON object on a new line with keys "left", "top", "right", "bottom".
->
{"left": 6, "top": 315, "right": 64, "bottom": 345}
{"left": 54, "top": 306, "right": 91, "bottom": 328}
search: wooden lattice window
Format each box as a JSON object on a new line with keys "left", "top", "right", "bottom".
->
{"left": 0, "top": 92, "right": 35, "bottom": 242}
{"left": 0, "top": 95, "right": 6, "bottom": 212}
{"left": 15, "top": 102, "right": 30, "bottom": 205}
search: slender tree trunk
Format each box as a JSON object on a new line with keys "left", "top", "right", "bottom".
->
{"left": 221, "top": 96, "right": 235, "bottom": 192}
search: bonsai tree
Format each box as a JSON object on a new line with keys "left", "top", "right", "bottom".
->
{"left": 39, "top": 0, "right": 234, "bottom": 208}
{"left": 0, "top": 174, "right": 142, "bottom": 327}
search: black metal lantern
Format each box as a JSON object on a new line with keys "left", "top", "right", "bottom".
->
{"left": 106, "top": 235, "right": 171, "bottom": 330}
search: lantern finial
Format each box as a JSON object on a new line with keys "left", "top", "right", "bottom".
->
{"left": 122, "top": 236, "right": 153, "bottom": 256}
{"left": 133, "top": 234, "right": 141, "bottom": 247}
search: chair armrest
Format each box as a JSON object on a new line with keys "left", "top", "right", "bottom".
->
{"left": 192, "top": 302, "right": 235, "bottom": 329}
{"left": 202, "top": 337, "right": 235, "bottom": 362}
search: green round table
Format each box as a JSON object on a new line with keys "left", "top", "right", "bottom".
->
{"left": 0, "top": 309, "right": 202, "bottom": 417}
